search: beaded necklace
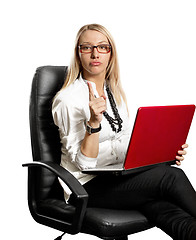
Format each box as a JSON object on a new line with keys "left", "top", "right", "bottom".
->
{"left": 103, "top": 85, "right": 123, "bottom": 133}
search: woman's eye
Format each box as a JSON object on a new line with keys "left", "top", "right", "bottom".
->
{"left": 83, "top": 46, "right": 91, "bottom": 50}
{"left": 99, "top": 45, "right": 106, "bottom": 49}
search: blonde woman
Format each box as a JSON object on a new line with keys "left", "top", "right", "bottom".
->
{"left": 52, "top": 24, "right": 196, "bottom": 239}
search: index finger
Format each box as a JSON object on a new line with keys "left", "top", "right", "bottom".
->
{"left": 87, "top": 82, "right": 96, "bottom": 101}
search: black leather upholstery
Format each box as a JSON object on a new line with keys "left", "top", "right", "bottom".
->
{"left": 29, "top": 66, "right": 66, "bottom": 200}
{"left": 23, "top": 66, "right": 154, "bottom": 239}
{"left": 82, "top": 208, "right": 153, "bottom": 239}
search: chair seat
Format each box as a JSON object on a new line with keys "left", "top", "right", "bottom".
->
{"left": 82, "top": 208, "right": 154, "bottom": 239}
{"left": 37, "top": 198, "right": 154, "bottom": 239}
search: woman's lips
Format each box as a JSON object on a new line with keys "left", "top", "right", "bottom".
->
{"left": 90, "top": 62, "right": 101, "bottom": 66}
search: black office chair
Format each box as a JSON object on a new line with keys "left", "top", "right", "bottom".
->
{"left": 23, "top": 66, "right": 154, "bottom": 240}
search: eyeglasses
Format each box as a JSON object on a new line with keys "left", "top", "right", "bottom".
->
{"left": 79, "top": 44, "right": 111, "bottom": 54}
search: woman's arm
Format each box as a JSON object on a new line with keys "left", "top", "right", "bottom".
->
{"left": 80, "top": 82, "right": 106, "bottom": 158}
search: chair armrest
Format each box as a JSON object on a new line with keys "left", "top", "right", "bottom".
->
{"left": 22, "top": 161, "right": 88, "bottom": 199}
{"left": 23, "top": 161, "right": 88, "bottom": 233}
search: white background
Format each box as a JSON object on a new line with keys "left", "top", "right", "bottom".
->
{"left": 1, "top": 0, "right": 196, "bottom": 239}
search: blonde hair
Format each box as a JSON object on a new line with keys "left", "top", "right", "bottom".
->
{"left": 60, "top": 23, "right": 127, "bottom": 107}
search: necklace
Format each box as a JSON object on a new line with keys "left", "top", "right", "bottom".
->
{"left": 103, "top": 85, "right": 123, "bottom": 133}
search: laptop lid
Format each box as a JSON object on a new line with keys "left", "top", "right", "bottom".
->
{"left": 124, "top": 104, "right": 195, "bottom": 170}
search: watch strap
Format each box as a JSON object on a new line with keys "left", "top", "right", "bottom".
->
{"left": 85, "top": 121, "right": 102, "bottom": 134}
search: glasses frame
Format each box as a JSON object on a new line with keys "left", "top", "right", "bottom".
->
{"left": 79, "top": 44, "right": 111, "bottom": 54}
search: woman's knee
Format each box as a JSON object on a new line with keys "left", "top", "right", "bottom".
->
{"left": 150, "top": 165, "right": 185, "bottom": 182}
{"left": 158, "top": 166, "right": 188, "bottom": 195}
{"left": 166, "top": 166, "right": 185, "bottom": 178}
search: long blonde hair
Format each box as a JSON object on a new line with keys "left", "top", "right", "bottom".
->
{"left": 60, "top": 23, "right": 127, "bottom": 107}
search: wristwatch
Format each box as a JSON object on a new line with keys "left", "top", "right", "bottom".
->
{"left": 85, "top": 121, "right": 102, "bottom": 135}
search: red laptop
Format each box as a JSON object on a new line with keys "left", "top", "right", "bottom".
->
{"left": 83, "top": 105, "right": 195, "bottom": 175}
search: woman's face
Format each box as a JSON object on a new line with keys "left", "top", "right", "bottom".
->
{"left": 78, "top": 30, "right": 111, "bottom": 80}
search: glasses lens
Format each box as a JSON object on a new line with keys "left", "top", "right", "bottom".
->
{"left": 80, "top": 45, "right": 92, "bottom": 53}
{"left": 97, "top": 44, "right": 111, "bottom": 53}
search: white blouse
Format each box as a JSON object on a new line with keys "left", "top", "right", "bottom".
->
{"left": 52, "top": 75, "right": 131, "bottom": 200}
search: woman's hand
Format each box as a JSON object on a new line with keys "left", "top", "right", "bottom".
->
{"left": 88, "top": 82, "right": 106, "bottom": 126}
{"left": 80, "top": 82, "right": 107, "bottom": 158}
{"left": 175, "top": 144, "right": 188, "bottom": 166}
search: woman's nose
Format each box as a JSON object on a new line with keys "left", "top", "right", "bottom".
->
{"left": 91, "top": 47, "right": 99, "bottom": 58}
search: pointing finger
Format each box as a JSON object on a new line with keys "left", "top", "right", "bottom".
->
{"left": 87, "top": 82, "right": 95, "bottom": 101}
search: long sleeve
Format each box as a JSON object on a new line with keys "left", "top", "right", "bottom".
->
{"left": 52, "top": 92, "right": 98, "bottom": 170}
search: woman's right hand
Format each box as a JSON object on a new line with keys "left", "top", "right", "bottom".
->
{"left": 88, "top": 82, "right": 107, "bottom": 126}
{"left": 80, "top": 82, "right": 106, "bottom": 158}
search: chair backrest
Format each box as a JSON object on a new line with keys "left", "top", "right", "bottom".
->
{"left": 29, "top": 66, "right": 67, "bottom": 201}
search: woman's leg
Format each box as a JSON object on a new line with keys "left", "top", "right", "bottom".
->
{"left": 83, "top": 165, "right": 196, "bottom": 239}
{"left": 141, "top": 200, "right": 196, "bottom": 240}
{"left": 84, "top": 165, "right": 196, "bottom": 217}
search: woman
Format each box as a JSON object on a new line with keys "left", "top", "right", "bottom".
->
{"left": 52, "top": 24, "right": 196, "bottom": 239}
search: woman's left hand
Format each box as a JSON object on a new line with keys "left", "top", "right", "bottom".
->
{"left": 175, "top": 144, "right": 188, "bottom": 166}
